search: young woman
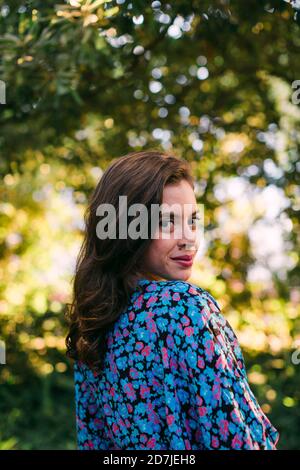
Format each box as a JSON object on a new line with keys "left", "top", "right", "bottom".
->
{"left": 65, "top": 150, "right": 279, "bottom": 450}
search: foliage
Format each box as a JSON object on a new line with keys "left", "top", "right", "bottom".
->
{"left": 0, "top": 0, "right": 299, "bottom": 449}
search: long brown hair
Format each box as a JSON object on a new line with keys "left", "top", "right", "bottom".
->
{"left": 65, "top": 149, "right": 194, "bottom": 374}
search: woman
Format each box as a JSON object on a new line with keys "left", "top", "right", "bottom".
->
{"left": 65, "top": 150, "right": 279, "bottom": 450}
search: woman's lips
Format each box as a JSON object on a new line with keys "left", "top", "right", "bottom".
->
{"left": 170, "top": 255, "right": 193, "bottom": 267}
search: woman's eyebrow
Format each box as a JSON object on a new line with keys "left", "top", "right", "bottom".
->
{"left": 159, "top": 209, "right": 200, "bottom": 217}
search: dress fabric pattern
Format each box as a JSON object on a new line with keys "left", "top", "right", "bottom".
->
{"left": 73, "top": 279, "right": 279, "bottom": 450}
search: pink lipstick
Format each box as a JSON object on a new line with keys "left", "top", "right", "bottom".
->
{"left": 170, "top": 255, "right": 194, "bottom": 267}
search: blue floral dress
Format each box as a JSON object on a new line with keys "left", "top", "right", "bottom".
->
{"left": 73, "top": 278, "right": 279, "bottom": 450}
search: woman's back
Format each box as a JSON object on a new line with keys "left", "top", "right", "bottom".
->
{"left": 74, "top": 279, "right": 279, "bottom": 450}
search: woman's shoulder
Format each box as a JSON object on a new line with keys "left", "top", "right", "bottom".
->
{"left": 74, "top": 358, "right": 100, "bottom": 383}
{"left": 136, "top": 278, "right": 221, "bottom": 312}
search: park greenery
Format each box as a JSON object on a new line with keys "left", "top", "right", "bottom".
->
{"left": 0, "top": 0, "right": 299, "bottom": 449}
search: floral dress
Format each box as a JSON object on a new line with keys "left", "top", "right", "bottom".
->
{"left": 73, "top": 278, "right": 279, "bottom": 450}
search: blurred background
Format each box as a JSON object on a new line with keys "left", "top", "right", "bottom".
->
{"left": 0, "top": 0, "right": 299, "bottom": 450}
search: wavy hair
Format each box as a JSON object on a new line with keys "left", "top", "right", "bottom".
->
{"left": 65, "top": 149, "right": 194, "bottom": 375}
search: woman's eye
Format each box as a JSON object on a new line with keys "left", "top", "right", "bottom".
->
{"left": 189, "top": 217, "right": 200, "bottom": 229}
{"left": 160, "top": 219, "right": 174, "bottom": 229}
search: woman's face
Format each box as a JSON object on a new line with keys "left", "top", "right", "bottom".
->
{"left": 140, "top": 179, "right": 200, "bottom": 282}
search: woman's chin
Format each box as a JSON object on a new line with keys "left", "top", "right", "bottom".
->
{"left": 170, "top": 268, "right": 192, "bottom": 281}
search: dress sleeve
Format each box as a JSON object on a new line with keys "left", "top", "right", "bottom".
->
{"left": 74, "top": 360, "right": 110, "bottom": 450}
{"left": 163, "top": 285, "right": 280, "bottom": 450}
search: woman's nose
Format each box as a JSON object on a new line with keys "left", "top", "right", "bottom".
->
{"left": 177, "top": 220, "right": 200, "bottom": 250}
{"left": 177, "top": 229, "right": 195, "bottom": 247}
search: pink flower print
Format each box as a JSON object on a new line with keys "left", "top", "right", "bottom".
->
{"left": 146, "top": 310, "right": 154, "bottom": 319}
{"left": 129, "top": 311, "right": 135, "bottom": 321}
{"left": 152, "top": 378, "right": 160, "bottom": 388}
{"left": 136, "top": 341, "right": 144, "bottom": 351}
{"left": 115, "top": 329, "right": 122, "bottom": 339}
{"left": 118, "top": 417, "right": 126, "bottom": 428}
{"left": 162, "top": 347, "right": 169, "bottom": 367}
{"left": 140, "top": 385, "right": 150, "bottom": 399}
{"left": 147, "top": 403, "right": 160, "bottom": 425}
{"left": 76, "top": 418, "right": 85, "bottom": 430}
{"left": 147, "top": 437, "right": 156, "bottom": 449}
{"left": 212, "top": 436, "right": 220, "bottom": 448}
{"left": 204, "top": 339, "right": 215, "bottom": 361}
{"left": 126, "top": 403, "right": 133, "bottom": 413}
{"left": 162, "top": 290, "right": 170, "bottom": 300}
{"left": 103, "top": 404, "right": 113, "bottom": 416}
{"left": 185, "top": 417, "right": 192, "bottom": 434}
{"left": 112, "top": 422, "right": 119, "bottom": 435}
{"left": 142, "top": 345, "right": 151, "bottom": 356}
{"left": 230, "top": 408, "right": 242, "bottom": 424}
{"left": 182, "top": 315, "right": 190, "bottom": 326}
{"left": 134, "top": 295, "right": 143, "bottom": 308}
{"left": 215, "top": 333, "right": 226, "bottom": 349}
{"left": 198, "top": 406, "right": 207, "bottom": 417}
{"left": 166, "top": 414, "right": 175, "bottom": 425}
{"left": 146, "top": 318, "right": 157, "bottom": 333}
{"left": 215, "top": 354, "right": 227, "bottom": 370}
{"left": 109, "top": 355, "right": 117, "bottom": 374}
{"left": 219, "top": 419, "right": 229, "bottom": 440}
{"left": 172, "top": 292, "right": 181, "bottom": 301}
{"left": 185, "top": 439, "right": 192, "bottom": 450}
{"left": 244, "top": 429, "right": 255, "bottom": 448}
{"left": 124, "top": 382, "right": 136, "bottom": 401}
{"left": 184, "top": 326, "right": 194, "bottom": 337}
{"left": 195, "top": 428, "right": 202, "bottom": 442}
{"left": 170, "top": 356, "right": 178, "bottom": 371}
{"left": 232, "top": 433, "right": 243, "bottom": 449}
{"left": 125, "top": 418, "right": 131, "bottom": 429}
{"left": 166, "top": 334, "right": 175, "bottom": 349}
{"left": 208, "top": 299, "right": 219, "bottom": 312}
{"left": 196, "top": 394, "right": 203, "bottom": 406}
{"left": 212, "top": 381, "right": 221, "bottom": 401}
{"left": 197, "top": 357, "right": 205, "bottom": 369}
{"left": 188, "top": 287, "right": 198, "bottom": 295}
{"left": 146, "top": 296, "right": 158, "bottom": 308}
